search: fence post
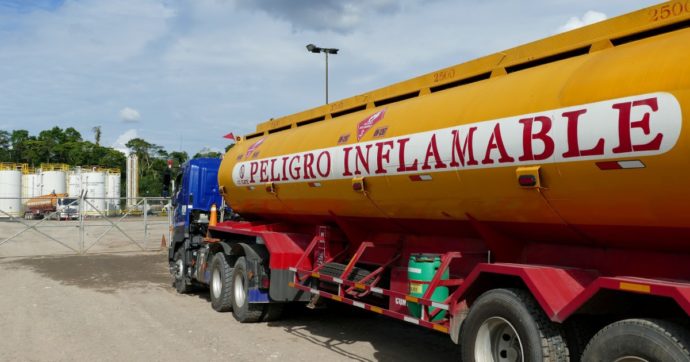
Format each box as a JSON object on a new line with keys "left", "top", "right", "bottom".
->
{"left": 79, "top": 191, "right": 85, "bottom": 254}
{"left": 143, "top": 197, "right": 148, "bottom": 248}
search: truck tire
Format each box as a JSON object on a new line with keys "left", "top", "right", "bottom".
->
{"left": 231, "top": 256, "right": 264, "bottom": 323}
{"left": 210, "top": 253, "right": 234, "bottom": 312}
{"left": 460, "top": 288, "right": 569, "bottom": 362}
{"left": 173, "top": 248, "right": 192, "bottom": 294}
{"left": 581, "top": 318, "right": 690, "bottom": 362}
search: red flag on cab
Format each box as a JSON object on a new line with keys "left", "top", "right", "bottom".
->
{"left": 223, "top": 132, "right": 236, "bottom": 141}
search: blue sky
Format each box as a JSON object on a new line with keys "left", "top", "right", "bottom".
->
{"left": 0, "top": 0, "right": 660, "bottom": 156}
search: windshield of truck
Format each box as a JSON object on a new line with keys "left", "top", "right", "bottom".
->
{"left": 59, "top": 198, "right": 78, "bottom": 206}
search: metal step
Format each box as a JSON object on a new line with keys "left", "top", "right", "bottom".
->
{"left": 318, "top": 262, "right": 374, "bottom": 285}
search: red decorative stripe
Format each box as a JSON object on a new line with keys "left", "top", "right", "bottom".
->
{"left": 409, "top": 174, "right": 432, "bottom": 182}
{"left": 596, "top": 161, "right": 622, "bottom": 170}
{"left": 597, "top": 160, "right": 645, "bottom": 170}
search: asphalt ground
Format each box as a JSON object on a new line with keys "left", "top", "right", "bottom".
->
{"left": 0, "top": 252, "right": 459, "bottom": 361}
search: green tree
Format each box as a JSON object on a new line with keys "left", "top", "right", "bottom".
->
{"left": 98, "top": 148, "right": 126, "bottom": 170}
{"left": 125, "top": 138, "right": 168, "bottom": 197}
{"left": 10, "top": 130, "right": 30, "bottom": 163}
{"left": 3, "top": 127, "right": 190, "bottom": 197}
{"left": 125, "top": 138, "right": 163, "bottom": 172}
{"left": 193, "top": 148, "right": 222, "bottom": 159}
{"left": 92, "top": 126, "right": 101, "bottom": 146}
{"left": 0, "top": 130, "right": 10, "bottom": 162}
{"left": 63, "top": 127, "right": 82, "bottom": 143}
{"left": 169, "top": 151, "right": 188, "bottom": 167}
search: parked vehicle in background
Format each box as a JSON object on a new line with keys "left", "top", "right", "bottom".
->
{"left": 24, "top": 193, "right": 79, "bottom": 220}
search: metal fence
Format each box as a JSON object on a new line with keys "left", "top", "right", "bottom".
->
{"left": 0, "top": 196, "right": 171, "bottom": 258}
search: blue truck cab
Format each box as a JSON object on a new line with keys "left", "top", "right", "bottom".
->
{"left": 169, "top": 158, "right": 223, "bottom": 262}
{"left": 168, "top": 156, "right": 299, "bottom": 317}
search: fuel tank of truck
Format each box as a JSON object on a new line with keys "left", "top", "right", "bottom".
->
{"left": 218, "top": 12, "right": 690, "bottom": 251}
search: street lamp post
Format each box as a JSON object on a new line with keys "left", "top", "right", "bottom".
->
{"left": 306, "top": 43, "right": 339, "bottom": 104}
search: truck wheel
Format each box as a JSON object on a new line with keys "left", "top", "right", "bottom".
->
{"left": 582, "top": 318, "right": 690, "bottom": 362}
{"left": 210, "top": 253, "right": 233, "bottom": 312}
{"left": 460, "top": 288, "right": 569, "bottom": 362}
{"left": 231, "top": 256, "right": 264, "bottom": 323}
{"left": 173, "top": 248, "right": 192, "bottom": 294}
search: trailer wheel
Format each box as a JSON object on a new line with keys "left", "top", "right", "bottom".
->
{"left": 231, "top": 256, "right": 264, "bottom": 323}
{"left": 173, "top": 248, "right": 192, "bottom": 294}
{"left": 581, "top": 318, "right": 690, "bottom": 362}
{"left": 210, "top": 253, "right": 234, "bottom": 312}
{"left": 460, "top": 288, "right": 569, "bottom": 362}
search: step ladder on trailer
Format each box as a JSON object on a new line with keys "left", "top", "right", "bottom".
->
{"left": 287, "top": 226, "right": 465, "bottom": 333}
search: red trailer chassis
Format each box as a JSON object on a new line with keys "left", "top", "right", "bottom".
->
{"left": 209, "top": 220, "right": 690, "bottom": 341}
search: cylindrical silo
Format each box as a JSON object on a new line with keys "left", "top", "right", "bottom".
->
{"left": 126, "top": 154, "right": 138, "bottom": 208}
{"left": 105, "top": 169, "right": 121, "bottom": 215}
{"left": 21, "top": 170, "right": 41, "bottom": 205}
{"left": 82, "top": 169, "right": 106, "bottom": 214}
{"left": 0, "top": 165, "right": 22, "bottom": 218}
{"left": 40, "top": 170, "right": 66, "bottom": 195}
{"left": 68, "top": 167, "right": 82, "bottom": 197}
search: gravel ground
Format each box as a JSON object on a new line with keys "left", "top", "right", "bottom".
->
{"left": 0, "top": 252, "right": 458, "bottom": 361}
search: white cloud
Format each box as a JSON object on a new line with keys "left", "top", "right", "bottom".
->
{"left": 112, "top": 128, "right": 138, "bottom": 154}
{"left": 119, "top": 107, "right": 141, "bottom": 123}
{"left": 559, "top": 10, "right": 607, "bottom": 32}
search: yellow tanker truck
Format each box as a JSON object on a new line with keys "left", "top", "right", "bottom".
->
{"left": 170, "top": 2, "right": 690, "bottom": 360}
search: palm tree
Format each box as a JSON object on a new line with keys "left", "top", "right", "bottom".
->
{"left": 92, "top": 126, "right": 102, "bottom": 146}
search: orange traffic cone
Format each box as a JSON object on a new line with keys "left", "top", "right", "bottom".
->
{"left": 161, "top": 234, "right": 167, "bottom": 249}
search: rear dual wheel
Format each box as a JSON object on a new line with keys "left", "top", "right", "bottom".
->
{"left": 210, "top": 253, "right": 234, "bottom": 312}
{"left": 173, "top": 248, "right": 192, "bottom": 294}
{"left": 582, "top": 319, "right": 690, "bottom": 362}
{"left": 231, "top": 256, "right": 267, "bottom": 323}
{"left": 460, "top": 288, "right": 569, "bottom": 362}
{"left": 210, "top": 254, "right": 283, "bottom": 322}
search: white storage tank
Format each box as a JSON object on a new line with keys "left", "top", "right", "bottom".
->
{"left": 21, "top": 172, "right": 41, "bottom": 204}
{"left": 68, "top": 168, "right": 82, "bottom": 197}
{"left": 0, "top": 165, "right": 22, "bottom": 218}
{"left": 41, "top": 170, "right": 66, "bottom": 195}
{"left": 105, "top": 169, "right": 121, "bottom": 214}
{"left": 82, "top": 169, "right": 106, "bottom": 214}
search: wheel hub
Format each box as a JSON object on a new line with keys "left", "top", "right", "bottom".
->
{"left": 212, "top": 268, "right": 222, "bottom": 298}
{"left": 175, "top": 259, "right": 184, "bottom": 279}
{"left": 234, "top": 273, "right": 246, "bottom": 307}
{"left": 474, "top": 316, "right": 524, "bottom": 362}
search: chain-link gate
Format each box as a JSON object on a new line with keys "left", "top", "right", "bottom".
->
{"left": 0, "top": 196, "right": 171, "bottom": 258}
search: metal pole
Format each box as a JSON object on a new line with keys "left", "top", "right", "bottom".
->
{"left": 79, "top": 192, "right": 84, "bottom": 254}
{"left": 325, "top": 51, "right": 329, "bottom": 104}
{"left": 144, "top": 197, "right": 148, "bottom": 246}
